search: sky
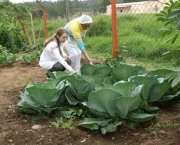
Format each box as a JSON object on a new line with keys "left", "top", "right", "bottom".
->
{"left": 9, "top": 0, "right": 58, "bottom": 4}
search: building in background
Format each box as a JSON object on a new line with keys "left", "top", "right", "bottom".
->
{"left": 106, "top": 0, "right": 173, "bottom": 15}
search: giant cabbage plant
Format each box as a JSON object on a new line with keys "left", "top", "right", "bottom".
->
{"left": 17, "top": 62, "right": 180, "bottom": 134}
{"left": 17, "top": 78, "right": 67, "bottom": 116}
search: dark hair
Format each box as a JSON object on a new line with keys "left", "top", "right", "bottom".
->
{"left": 43, "top": 27, "right": 67, "bottom": 48}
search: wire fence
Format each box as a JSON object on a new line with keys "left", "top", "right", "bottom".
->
{"left": 25, "top": 0, "right": 178, "bottom": 60}
{"left": 83, "top": 0, "right": 177, "bottom": 59}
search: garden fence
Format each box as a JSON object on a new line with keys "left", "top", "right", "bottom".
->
{"left": 25, "top": 0, "right": 177, "bottom": 60}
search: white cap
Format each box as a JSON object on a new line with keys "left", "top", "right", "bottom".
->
{"left": 79, "top": 15, "right": 93, "bottom": 24}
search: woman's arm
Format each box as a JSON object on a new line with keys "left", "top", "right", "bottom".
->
{"left": 82, "top": 49, "right": 93, "bottom": 65}
{"left": 73, "top": 38, "right": 93, "bottom": 65}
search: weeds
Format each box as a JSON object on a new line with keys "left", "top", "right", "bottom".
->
{"left": 62, "top": 120, "right": 74, "bottom": 130}
{"left": 50, "top": 117, "right": 74, "bottom": 130}
{"left": 129, "top": 122, "right": 138, "bottom": 129}
{"left": 50, "top": 117, "right": 63, "bottom": 128}
{"left": 120, "top": 134, "right": 127, "bottom": 139}
{"left": 7, "top": 104, "right": 15, "bottom": 112}
{"left": 147, "top": 121, "right": 180, "bottom": 131}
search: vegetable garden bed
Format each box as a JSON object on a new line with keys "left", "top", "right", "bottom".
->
{"left": 0, "top": 60, "right": 180, "bottom": 145}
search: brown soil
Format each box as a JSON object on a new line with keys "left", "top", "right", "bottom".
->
{"left": 0, "top": 60, "right": 180, "bottom": 145}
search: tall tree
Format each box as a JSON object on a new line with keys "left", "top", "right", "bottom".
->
{"left": 65, "top": 0, "right": 70, "bottom": 22}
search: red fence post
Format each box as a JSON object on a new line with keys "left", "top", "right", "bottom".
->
{"left": 36, "top": 0, "right": 48, "bottom": 39}
{"left": 111, "top": 0, "right": 118, "bottom": 58}
{"left": 17, "top": 18, "right": 32, "bottom": 46}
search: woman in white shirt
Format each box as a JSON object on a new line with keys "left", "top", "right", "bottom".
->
{"left": 39, "top": 28, "right": 75, "bottom": 77}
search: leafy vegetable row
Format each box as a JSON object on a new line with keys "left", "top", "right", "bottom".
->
{"left": 17, "top": 62, "right": 180, "bottom": 134}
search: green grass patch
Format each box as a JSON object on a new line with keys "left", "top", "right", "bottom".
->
{"left": 21, "top": 13, "right": 178, "bottom": 65}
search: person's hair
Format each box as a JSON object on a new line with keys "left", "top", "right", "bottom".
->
{"left": 43, "top": 27, "right": 67, "bottom": 49}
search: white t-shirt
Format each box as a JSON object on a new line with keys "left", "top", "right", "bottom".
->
{"left": 39, "top": 40, "right": 73, "bottom": 72}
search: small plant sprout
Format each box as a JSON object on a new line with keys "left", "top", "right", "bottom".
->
{"left": 147, "top": 125, "right": 156, "bottom": 131}
{"left": 50, "top": 117, "right": 63, "bottom": 128}
{"left": 129, "top": 122, "right": 138, "bottom": 129}
{"left": 120, "top": 134, "right": 126, "bottom": 139}
{"left": 26, "top": 78, "right": 34, "bottom": 84}
{"left": 8, "top": 104, "right": 15, "bottom": 112}
{"left": 62, "top": 119, "right": 74, "bottom": 130}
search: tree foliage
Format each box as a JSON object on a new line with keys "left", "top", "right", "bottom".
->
{"left": 23, "top": 0, "right": 111, "bottom": 19}
{"left": 156, "top": 0, "right": 180, "bottom": 66}
{"left": 0, "top": 1, "right": 41, "bottom": 53}
{"left": 156, "top": 0, "right": 180, "bottom": 43}
{"left": 0, "top": 11, "right": 28, "bottom": 53}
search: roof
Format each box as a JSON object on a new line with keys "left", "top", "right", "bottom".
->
{"left": 107, "top": 1, "right": 148, "bottom": 8}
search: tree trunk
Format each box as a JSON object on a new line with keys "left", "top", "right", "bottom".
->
{"left": 65, "top": 0, "right": 70, "bottom": 22}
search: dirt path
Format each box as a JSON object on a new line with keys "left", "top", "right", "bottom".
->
{"left": 0, "top": 61, "right": 180, "bottom": 145}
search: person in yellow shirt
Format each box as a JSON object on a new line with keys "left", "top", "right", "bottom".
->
{"left": 64, "top": 15, "right": 93, "bottom": 71}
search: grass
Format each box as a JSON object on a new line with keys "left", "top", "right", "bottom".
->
{"left": 124, "top": 57, "right": 173, "bottom": 70}
{"left": 21, "top": 13, "right": 178, "bottom": 68}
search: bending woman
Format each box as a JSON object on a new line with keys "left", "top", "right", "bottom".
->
{"left": 39, "top": 27, "right": 74, "bottom": 77}
{"left": 64, "top": 14, "right": 93, "bottom": 71}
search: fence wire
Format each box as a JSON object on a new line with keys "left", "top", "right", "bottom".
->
{"left": 26, "top": 0, "right": 178, "bottom": 60}
{"left": 79, "top": 0, "right": 177, "bottom": 59}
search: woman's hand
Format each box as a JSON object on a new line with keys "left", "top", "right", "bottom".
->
{"left": 88, "top": 59, "right": 93, "bottom": 65}
{"left": 64, "top": 55, "right": 72, "bottom": 60}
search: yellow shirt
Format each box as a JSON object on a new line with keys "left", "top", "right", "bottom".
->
{"left": 69, "top": 18, "right": 85, "bottom": 39}
{"left": 64, "top": 18, "right": 86, "bottom": 50}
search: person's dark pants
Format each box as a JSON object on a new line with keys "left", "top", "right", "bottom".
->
{"left": 46, "top": 59, "right": 71, "bottom": 77}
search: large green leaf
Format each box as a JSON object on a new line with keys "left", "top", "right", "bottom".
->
{"left": 149, "top": 82, "right": 171, "bottom": 102}
{"left": 113, "top": 96, "right": 142, "bottom": 118}
{"left": 127, "top": 113, "right": 156, "bottom": 122}
{"left": 95, "top": 84, "right": 114, "bottom": 91}
{"left": 18, "top": 84, "right": 65, "bottom": 114}
{"left": 77, "top": 84, "right": 95, "bottom": 101}
{"left": 65, "top": 87, "right": 78, "bottom": 105}
{"left": 82, "top": 102, "right": 108, "bottom": 117}
{"left": 79, "top": 118, "right": 112, "bottom": 126}
{"left": 80, "top": 64, "right": 98, "bottom": 75}
{"left": 148, "top": 69, "right": 174, "bottom": 78}
{"left": 92, "top": 66, "right": 112, "bottom": 77}
{"left": 111, "top": 65, "right": 137, "bottom": 81}
{"left": 130, "top": 76, "right": 158, "bottom": 100}
{"left": 114, "top": 82, "right": 141, "bottom": 97}
{"left": 26, "top": 86, "right": 59, "bottom": 107}
{"left": 134, "top": 65, "right": 147, "bottom": 75}
{"left": 87, "top": 89, "right": 121, "bottom": 117}
{"left": 158, "top": 95, "right": 175, "bottom": 101}
{"left": 165, "top": 71, "right": 177, "bottom": 82}
{"left": 104, "top": 76, "right": 114, "bottom": 84}
{"left": 34, "top": 78, "right": 62, "bottom": 89}
{"left": 48, "top": 71, "right": 68, "bottom": 79}
{"left": 101, "top": 121, "right": 122, "bottom": 135}
{"left": 67, "top": 78, "right": 95, "bottom": 101}
{"left": 82, "top": 75, "right": 105, "bottom": 85}
{"left": 67, "top": 78, "right": 93, "bottom": 93}
{"left": 167, "top": 9, "right": 180, "bottom": 19}
{"left": 18, "top": 92, "right": 40, "bottom": 108}
{"left": 55, "top": 80, "right": 67, "bottom": 90}
{"left": 171, "top": 75, "right": 180, "bottom": 88}
{"left": 40, "top": 107, "right": 62, "bottom": 114}
{"left": 177, "top": 15, "right": 180, "bottom": 25}
{"left": 145, "top": 106, "right": 159, "bottom": 112}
